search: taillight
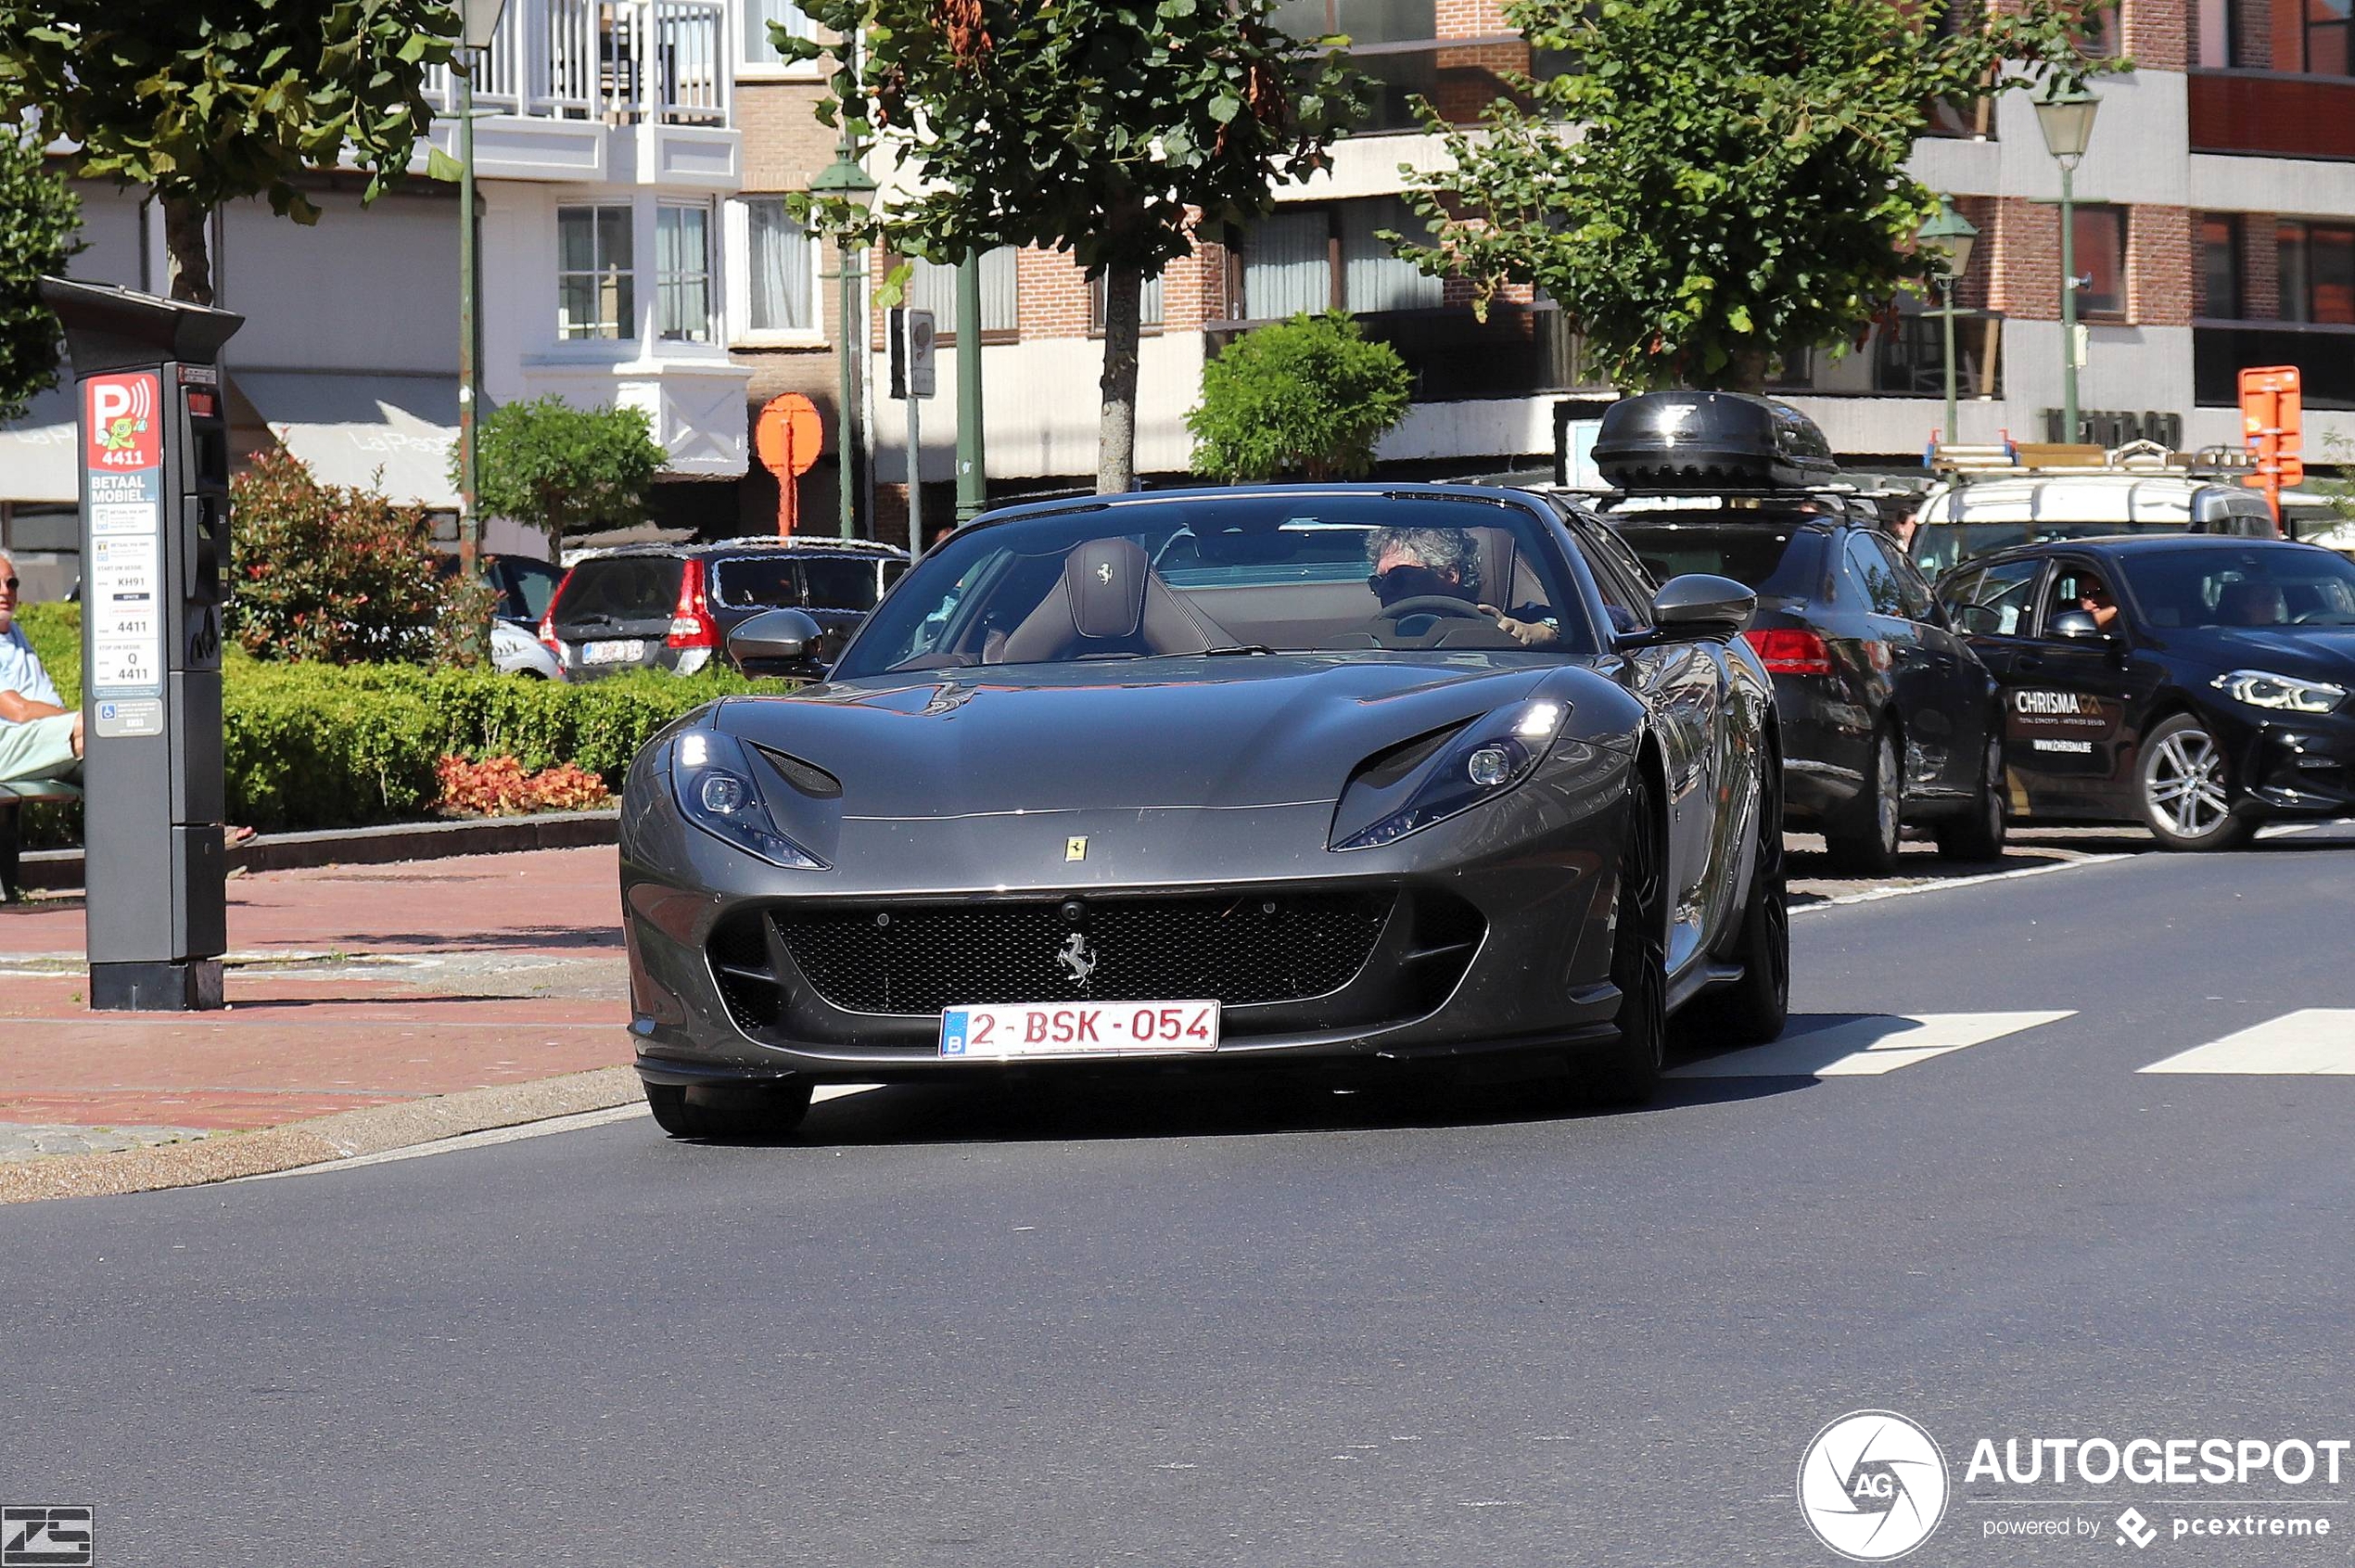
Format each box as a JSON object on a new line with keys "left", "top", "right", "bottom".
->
{"left": 538, "top": 570, "right": 568, "bottom": 657}
{"left": 1743, "top": 628, "right": 1832, "bottom": 676}
{"left": 667, "top": 558, "right": 718, "bottom": 649}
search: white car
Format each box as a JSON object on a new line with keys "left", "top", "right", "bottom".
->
{"left": 1910, "top": 454, "right": 2280, "bottom": 579}
{"left": 490, "top": 617, "right": 563, "bottom": 680}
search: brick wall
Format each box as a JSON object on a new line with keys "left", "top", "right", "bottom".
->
{"left": 1434, "top": 0, "right": 1511, "bottom": 37}
{"left": 1989, "top": 197, "right": 2061, "bottom": 319}
{"left": 2132, "top": 204, "right": 2195, "bottom": 325}
{"left": 2123, "top": 0, "right": 2188, "bottom": 71}
{"left": 2245, "top": 212, "right": 2282, "bottom": 318}
{"left": 737, "top": 81, "right": 841, "bottom": 188}
{"left": 2234, "top": 0, "right": 2273, "bottom": 68}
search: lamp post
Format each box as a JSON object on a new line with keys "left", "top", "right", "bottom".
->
{"left": 1916, "top": 196, "right": 1979, "bottom": 446}
{"left": 2035, "top": 81, "right": 2101, "bottom": 445}
{"left": 811, "top": 104, "right": 877, "bottom": 539}
{"left": 454, "top": 0, "right": 505, "bottom": 593}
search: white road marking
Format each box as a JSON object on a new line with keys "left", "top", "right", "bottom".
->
{"left": 245, "top": 1083, "right": 885, "bottom": 1180}
{"left": 1795, "top": 856, "right": 2129, "bottom": 911}
{"left": 1672, "top": 1012, "right": 2076, "bottom": 1078}
{"left": 2138, "top": 1011, "right": 2355, "bottom": 1076}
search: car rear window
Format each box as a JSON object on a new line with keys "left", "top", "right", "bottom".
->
{"left": 500, "top": 557, "right": 563, "bottom": 621}
{"left": 554, "top": 557, "right": 683, "bottom": 626}
{"left": 800, "top": 557, "right": 883, "bottom": 611}
{"left": 710, "top": 555, "right": 802, "bottom": 608}
{"left": 1610, "top": 523, "right": 1824, "bottom": 598}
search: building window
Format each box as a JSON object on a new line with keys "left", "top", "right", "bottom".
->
{"left": 742, "top": 198, "right": 817, "bottom": 334}
{"left": 903, "top": 247, "right": 1019, "bottom": 341}
{"left": 2074, "top": 205, "right": 2129, "bottom": 319}
{"left": 2196, "top": 0, "right": 2237, "bottom": 67}
{"left": 1271, "top": 0, "right": 1436, "bottom": 42}
{"left": 657, "top": 203, "right": 712, "bottom": 341}
{"left": 2279, "top": 221, "right": 2355, "bottom": 324}
{"left": 2200, "top": 215, "right": 2243, "bottom": 319}
{"left": 1239, "top": 198, "right": 1440, "bottom": 320}
{"left": 744, "top": 0, "right": 817, "bottom": 67}
{"left": 2309, "top": 0, "right": 2351, "bottom": 74}
{"left": 557, "top": 204, "right": 634, "bottom": 340}
{"left": 1089, "top": 270, "right": 1165, "bottom": 333}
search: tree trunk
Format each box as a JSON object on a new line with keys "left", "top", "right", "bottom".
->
{"left": 1096, "top": 261, "right": 1143, "bottom": 494}
{"left": 162, "top": 195, "right": 214, "bottom": 306}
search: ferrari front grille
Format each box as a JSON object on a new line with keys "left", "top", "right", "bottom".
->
{"left": 769, "top": 891, "right": 1396, "bottom": 1015}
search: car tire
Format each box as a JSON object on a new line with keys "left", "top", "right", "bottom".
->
{"left": 1589, "top": 771, "right": 1668, "bottom": 1106}
{"left": 1682, "top": 758, "right": 1789, "bottom": 1048}
{"left": 2138, "top": 713, "right": 2256, "bottom": 852}
{"left": 1826, "top": 721, "right": 1903, "bottom": 876}
{"left": 1934, "top": 727, "right": 2008, "bottom": 862}
{"left": 644, "top": 1079, "right": 814, "bottom": 1141}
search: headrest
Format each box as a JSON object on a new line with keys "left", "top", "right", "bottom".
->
{"left": 1067, "top": 538, "right": 1149, "bottom": 640}
{"left": 2216, "top": 580, "right": 2283, "bottom": 626}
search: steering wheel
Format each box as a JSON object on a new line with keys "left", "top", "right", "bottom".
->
{"left": 1378, "top": 594, "right": 1488, "bottom": 621}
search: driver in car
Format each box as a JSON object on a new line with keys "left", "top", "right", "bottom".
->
{"left": 2077, "top": 576, "right": 2122, "bottom": 634}
{"left": 1365, "top": 528, "right": 1561, "bottom": 646}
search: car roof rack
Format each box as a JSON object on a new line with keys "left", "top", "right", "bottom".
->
{"left": 1927, "top": 435, "right": 2257, "bottom": 480}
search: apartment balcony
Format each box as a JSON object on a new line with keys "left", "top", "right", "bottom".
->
{"left": 2189, "top": 70, "right": 2355, "bottom": 161}
{"left": 1773, "top": 309, "right": 2005, "bottom": 402}
{"left": 419, "top": 0, "right": 738, "bottom": 188}
{"left": 2194, "top": 320, "right": 2355, "bottom": 410}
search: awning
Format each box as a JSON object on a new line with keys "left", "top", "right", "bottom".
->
{"left": 230, "top": 370, "right": 463, "bottom": 511}
{"left": 0, "top": 384, "right": 81, "bottom": 505}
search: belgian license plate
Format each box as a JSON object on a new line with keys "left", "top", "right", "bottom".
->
{"left": 940, "top": 1001, "right": 1220, "bottom": 1058}
{"left": 582, "top": 638, "right": 646, "bottom": 665}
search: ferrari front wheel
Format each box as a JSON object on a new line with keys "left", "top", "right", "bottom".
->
{"left": 1591, "top": 772, "right": 1668, "bottom": 1105}
{"left": 644, "top": 1078, "right": 814, "bottom": 1141}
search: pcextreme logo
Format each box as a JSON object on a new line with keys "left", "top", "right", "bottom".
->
{"left": 1799, "top": 1410, "right": 1951, "bottom": 1562}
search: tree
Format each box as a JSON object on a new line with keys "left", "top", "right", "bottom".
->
{"left": 1188, "top": 312, "right": 1411, "bottom": 482}
{"left": 1393, "top": 0, "right": 2120, "bottom": 393}
{"left": 469, "top": 396, "right": 667, "bottom": 544}
{"left": 780, "top": 0, "right": 1362, "bottom": 493}
{"left": 0, "top": 128, "right": 80, "bottom": 424}
{"left": 0, "top": 0, "right": 458, "bottom": 306}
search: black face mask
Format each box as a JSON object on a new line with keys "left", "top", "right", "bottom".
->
{"left": 1369, "top": 564, "right": 1464, "bottom": 607}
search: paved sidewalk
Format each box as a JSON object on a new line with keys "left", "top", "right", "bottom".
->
{"left": 0, "top": 847, "right": 635, "bottom": 1179}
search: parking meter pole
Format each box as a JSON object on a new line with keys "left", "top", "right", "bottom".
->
{"left": 954, "top": 251, "right": 986, "bottom": 526}
{"left": 39, "top": 278, "right": 242, "bottom": 1013}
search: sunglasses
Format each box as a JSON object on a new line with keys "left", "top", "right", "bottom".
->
{"left": 1, "top": 577, "right": 16, "bottom": 592}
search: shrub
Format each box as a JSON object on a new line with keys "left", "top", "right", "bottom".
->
{"left": 470, "top": 395, "right": 666, "bottom": 544}
{"left": 1187, "top": 311, "right": 1412, "bottom": 482}
{"left": 227, "top": 449, "right": 494, "bottom": 665}
{"left": 435, "top": 755, "right": 612, "bottom": 816}
{"left": 15, "top": 600, "right": 78, "bottom": 708}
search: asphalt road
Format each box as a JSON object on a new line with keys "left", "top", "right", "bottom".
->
{"left": 6, "top": 827, "right": 2353, "bottom": 1567}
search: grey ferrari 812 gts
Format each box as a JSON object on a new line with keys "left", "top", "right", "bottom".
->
{"left": 620, "top": 485, "right": 1787, "bottom": 1136}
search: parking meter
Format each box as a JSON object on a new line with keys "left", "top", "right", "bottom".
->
{"left": 39, "top": 279, "right": 242, "bottom": 1012}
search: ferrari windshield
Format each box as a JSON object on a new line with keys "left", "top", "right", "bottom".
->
{"left": 836, "top": 492, "right": 1592, "bottom": 675}
{"left": 2120, "top": 545, "right": 2355, "bottom": 629}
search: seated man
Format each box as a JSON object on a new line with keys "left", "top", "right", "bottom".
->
{"left": 0, "top": 554, "right": 83, "bottom": 786}
{"left": 1364, "top": 527, "right": 1561, "bottom": 646}
{"left": 2072, "top": 573, "right": 2121, "bottom": 635}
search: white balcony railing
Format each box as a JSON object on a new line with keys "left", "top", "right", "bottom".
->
{"left": 424, "top": 0, "right": 729, "bottom": 126}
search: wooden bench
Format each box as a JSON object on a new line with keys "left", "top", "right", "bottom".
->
{"left": 0, "top": 779, "right": 80, "bottom": 903}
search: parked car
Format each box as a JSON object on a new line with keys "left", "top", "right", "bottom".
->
{"left": 436, "top": 551, "right": 568, "bottom": 679}
{"left": 1556, "top": 390, "right": 2006, "bottom": 873}
{"left": 1908, "top": 451, "right": 2279, "bottom": 579}
{"left": 1935, "top": 534, "right": 2355, "bottom": 850}
{"left": 540, "top": 538, "right": 910, "bottom": 682}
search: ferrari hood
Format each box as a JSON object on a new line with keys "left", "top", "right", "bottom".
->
{"left": 712, "top": 654, "right": 1576, "bottom": 819}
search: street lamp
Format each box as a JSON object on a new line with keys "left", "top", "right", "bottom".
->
{"left": 1916, "top": 195, "right": 1979, "bottom": 446}
{"left": 453, "top": 0, "right": 505, "bottom": 596}
{"left": 812, "top": 140, "right": 878, "bottom": 540}
{"left": 2034, "top": 80, "right": 2101, "bottom": 445}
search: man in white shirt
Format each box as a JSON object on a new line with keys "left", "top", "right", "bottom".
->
{"left": 0, "top": 553, "right": 83, "bottom": 784}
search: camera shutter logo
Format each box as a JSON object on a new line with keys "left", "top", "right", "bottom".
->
{"left": 2, "top": 1506, "right": 93, "bottom": 1567}
{"left": 1797, "top": 1411, "right": 1949, "bottom": 1562}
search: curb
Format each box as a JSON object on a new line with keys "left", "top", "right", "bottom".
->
{"left": 0, "top": 1065, "right": 644, "bottom": 1205}
{"left": 18, "top": 809, "right": 621, "bottom": 893}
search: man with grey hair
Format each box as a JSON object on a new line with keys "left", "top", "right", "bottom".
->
{"left": 0, "top": 552, "right": 83, "bottom": 784}
{"left": 1365, "top": 527, "right": 1559, "bottom": 645}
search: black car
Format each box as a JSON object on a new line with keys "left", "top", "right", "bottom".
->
{"left": 541, "top": 538, "right": 909, "bottom": 681}
{"left": 620, "top": 485, "right": 1787, "bottom": 1137}
{"left": 1935, "top": 534, "right": 2355, "bottom": 849}
{"left": 1566, "top": 391, "right": 2005, "bottom": 873}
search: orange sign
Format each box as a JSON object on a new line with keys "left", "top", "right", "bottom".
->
{"left": 2239, "top": 366, "right": 2303, "bottom": 523}
{"left": 755, "top": 392, "right": 824, "bottom": 537}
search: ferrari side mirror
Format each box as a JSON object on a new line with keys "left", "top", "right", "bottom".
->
{"left": 1647, "top": 573, "right": 1757, "bottom": 640}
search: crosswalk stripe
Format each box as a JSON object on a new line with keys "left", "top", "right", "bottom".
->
{"left": 2138, "top": 1010, "right": 2355, "bottom": 1076}
{"left": 1672, "top": 1011, "right": 2077, "bottom": 1079}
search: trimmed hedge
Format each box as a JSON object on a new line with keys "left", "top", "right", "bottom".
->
{"left": 10, "top": 603, "right": 782, "bottom": 837}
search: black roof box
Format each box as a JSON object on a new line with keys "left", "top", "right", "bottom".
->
{"left": 1592, "top": 390, "right": 1839, "bottom": 492}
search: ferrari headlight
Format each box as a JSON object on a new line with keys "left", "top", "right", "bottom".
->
{"left": 1332, "top": 698, "right": 1567, "bottom": 850}
{"left": 2210, "top": 669, "right": 2348, "bottom": 714}
{"left": 672, "top": 730, "right": 828, "bottom": 869}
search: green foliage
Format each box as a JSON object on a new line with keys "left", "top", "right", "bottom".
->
{"left": 0, "top": 0, "right": 457, "bottom": 299}
{"left": 15, "top": 601, "right": 79, "bottom": 709}
{"left": 1188, "top": 312, "right": 1412, "bottom": 482}
{"left": 226, "top": 449, "right": 492, "bottom": 666}
{"left": 470, "top": 395, "right": 667, "bottom": 544}
{"left": 1394, "top": 0, "right": 2125, "bottom": 392}
{"left": 0, "top": 128, "right": 79, "bottom": 425}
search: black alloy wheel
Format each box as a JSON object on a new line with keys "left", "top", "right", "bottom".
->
{"left": 1935, "top": 727, "right": 2009, "bottom": 862}
{"left": 1827, "top": 722, "right": 1904, "bottom": 875}
{"left": 2138, "top": 713, "right": 2256, "bottom": 852}
{"left": 644, "top": 1079, "right": 815, "bottom": 1141}
{"left": 1683, "top": 748, "right": 1789, "bottom": 1047}
{"left": 1591, "top": 771, "right": 1669, "bottom": 1105}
